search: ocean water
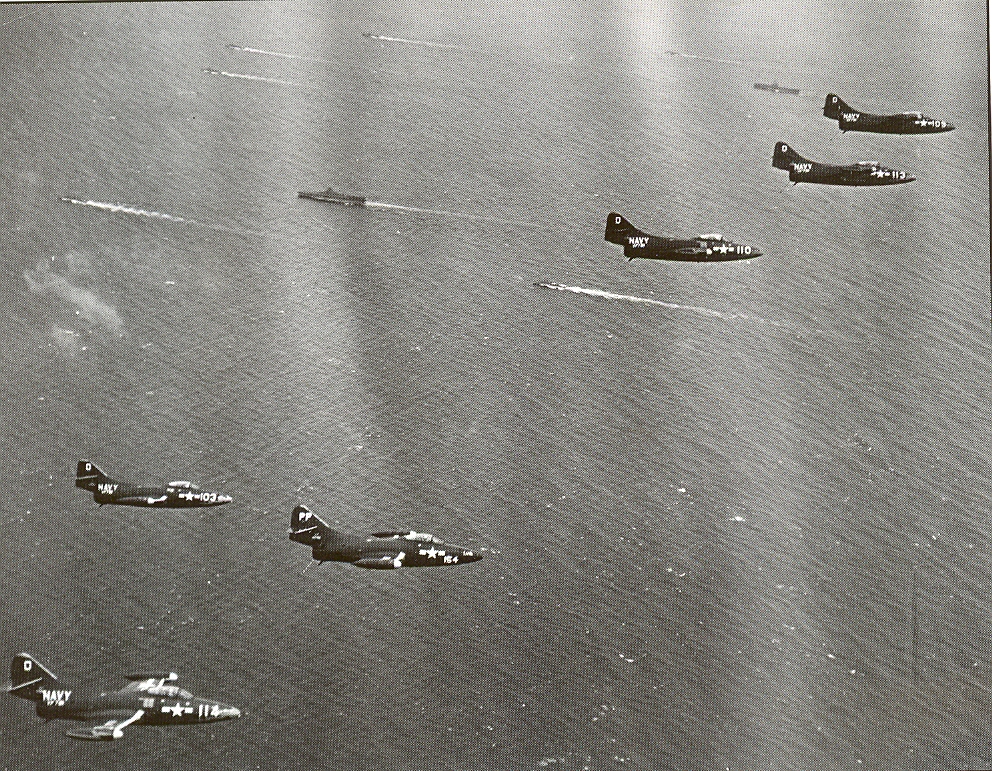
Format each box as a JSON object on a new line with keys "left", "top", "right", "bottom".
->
{"left": 0, "top": 1, "right": 988, "bottom": 769}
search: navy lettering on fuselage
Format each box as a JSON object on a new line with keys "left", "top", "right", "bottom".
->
{"left": 40, "top": 689, "right": 72, "bottom": 707}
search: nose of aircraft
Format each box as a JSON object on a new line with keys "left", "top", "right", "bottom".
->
{"left": 461, "top": 549, "right": 485, "bottom": 563}
{"left": 213, "top": 703, "right": 241, "bottom": 720}
{"left": 748, "top": 247, "right": 763, "bottom": 258}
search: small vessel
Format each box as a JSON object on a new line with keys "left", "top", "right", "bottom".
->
{"left": 298, "top": 189, "right": 367, "bottom": 206}
{"left": 754, "top": 82, "right": 800, "bottom": 95}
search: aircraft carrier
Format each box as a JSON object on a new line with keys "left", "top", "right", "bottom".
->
{"left": 298, "top": 189, "right": 367, "bottom": 206}
{"left": 754, "top": 82, "right": 800, "bottom": 96}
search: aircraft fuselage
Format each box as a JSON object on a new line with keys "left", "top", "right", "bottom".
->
{"left": 33, "top": 686, "right": 240, "bottom": 727}
{"left": 773, "top": 142, "right": 915, "bottom": 186}
{"left": 604, "top": 213, "right": 762, "bottom": 261}
{"left": 623, "top": 235, "right": 759, "bottom": 261}
{"left": 310, "top": 532, "right": 482, "bottom": 568}
{"left": 289, "top": 505, "right": 483, "bottom": 569}
{"left": 75, "top": 460, "right": 232, "bottom": 507}
{"left": 785, "top": 161, "right": 914, "bottom": 185}
{"left": 9, "top": 654, "right": 240, "bottom": 741}
{"left": 88, "top": 482, "right": 232, "bottom": 507}
{"left": 824, "top": 94, "right": 954, "bottom": 134}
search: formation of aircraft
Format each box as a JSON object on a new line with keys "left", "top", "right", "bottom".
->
{"left": 288, "top": 504, "right": 484, "bottom": 570}
{"left": 823, "top": 93, "right": 954, "bottom": 134}
{"left": 605, "top": 213, "right": 761, "bottom": 261}
{"left": 7, "top": 653, "right": 240, "bottom": 741}
{"left": 9, "top": 462, "right": 486, "bottom": 740}
{"left": 12, "top": 52, "right": 960, "bottom": 749}
{"left": 764, "top": 92, "right": 953, "bottom": 192}
{"left": 772, "top": 142, "right": 915, "bottom": 186}
{"left": 594, "top": 91, "right": 952, "bottom": 263}
{"left": 75, "top": 460, "right": 233, "bottom": 508}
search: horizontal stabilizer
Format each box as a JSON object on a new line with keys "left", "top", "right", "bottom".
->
{"left": 67, "top": 726, "right": 118, "bottom": 741}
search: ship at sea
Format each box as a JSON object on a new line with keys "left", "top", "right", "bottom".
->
{"left": 298, "top": 189, "right": 367, "bottom": 206}
{"left": 754, "top": 82, "right": 800, "bottom": 95}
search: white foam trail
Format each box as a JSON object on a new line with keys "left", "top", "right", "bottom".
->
{"left": 665, "top": 51, "right": 784, "bottom": 67}
{"left": 60, "top": 198, "right": 257, "bottom": 236}
{"left": 363, "top": 34, "right": 468, "bottom": 51}
{"left": 2, "top": 8, "right": 40, "bottom": 27}
{"left": 62, "top": 197, "right": 192, "bottom": 224}
{"left": 203, "top": 69, "right": 296, "bottom": 86}
{"left": 365, "top": 201, "right": 529, "bottom": 226}
{"left": 535, "top": 283, "right": 783, "bottom": 326}
{"left": 226, "top": 44, "right": 335, "bottom": 65}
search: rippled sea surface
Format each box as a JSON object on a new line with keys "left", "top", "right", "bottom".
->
{"left": 0, "top": 2, "right": 988, "bottom": 769}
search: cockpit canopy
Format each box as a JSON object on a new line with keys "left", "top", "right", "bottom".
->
{"left": 168, "top": 481, "right": 199, "bottom": 489}
{"left": 901, "top": 111, "right": 923, "bottom": 118}
{"left": 368, "top": 530, "right": 445, "bottom": 544}
{"left": 403, "top": 530, "right": 444, "bottom": 543}
{"left": 696, "top": 233, "right": 724, "bottom": 241}
{"left": 855, "top": 161, "right": 879, "bottom": 167}
{"left": 146, "top": 684, "right": 194, "bottom": 698}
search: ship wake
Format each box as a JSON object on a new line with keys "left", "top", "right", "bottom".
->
{"left": 365, "top": 202, "right": 531, "bottom": 226}
{"left": 203, "top": 69, "right": 298, "bottom": 86}
{"left": 666, "top": 51, "right": 784, "bottom": 67}
{"left": 362, "top": 34, "right": 470, "bottom": 51}
{"left": 60, "top": 198, "right": 259, "bottom": 237}
{"left": 225, "top": 44, "right": 336, "bottom": 64}
{"left": 535, "top": 283, "right": 783, "bottom": 326}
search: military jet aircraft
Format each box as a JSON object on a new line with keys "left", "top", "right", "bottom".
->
{"left": 75, "top": 460, "right": 233, "bottom": 508}
{"left": 605, "top": 213, "right": 762, "bottom": 262}
{"left": 7, "top": 653, "right": 240, "bottom": 741}
{"left": 823, "top": 94, "right": 954, "bottom": 134}
{"left": 772, "top": 142, "right": 915, "bottom": 186}
{"left": 289, "top": 504, "right": 484, "bottom": 570}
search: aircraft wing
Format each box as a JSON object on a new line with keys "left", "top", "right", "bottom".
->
{"left": 121, "top": 672, "right": 178, "bottom": 693}
{"left": 370, "top": 530, "right": 440, "bottom": 542}
{"left": 66, "top": 710, "right": 145, "bottom": 741}
{"left": 673, "top": 246, "right": 707, "bottom": 257}
{"left": 354, "top": 554, "right": 403, "bottom": 569}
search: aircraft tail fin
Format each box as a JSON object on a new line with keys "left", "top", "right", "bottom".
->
{"left": 289, "top": 504, "right": 332, "bottom": 546}
{"left": 8, "top": 653, "right": 58, "bottom": 701}
{"left": 823, "top": 93, "right": 854, "bottom": 119}
{"left": 773, "top": 142, "right": 808, "bottom": 170}
{"left": 605, "top": 212, "right": 645, "bottom": 245}
{"left": 75, "top": 460, "right": 108, "bottom": 492}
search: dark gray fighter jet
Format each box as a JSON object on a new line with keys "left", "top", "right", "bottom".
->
{"left": 824, "top": 94, "right": 954, "bottom": 134}
{"left": 773, "top": 142, "right": 915, "bottom": 185}
{"left": 605, "top": 213, "right": 762, "bottom": 261}
{"left": 289, "top": 504, "right": 484, "bottom": 570}
{"left": 75, "top": 460, "right": 232, "bottom": 508}
{"left": 7, "top": 653, "right": 240, "bottom": 741}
